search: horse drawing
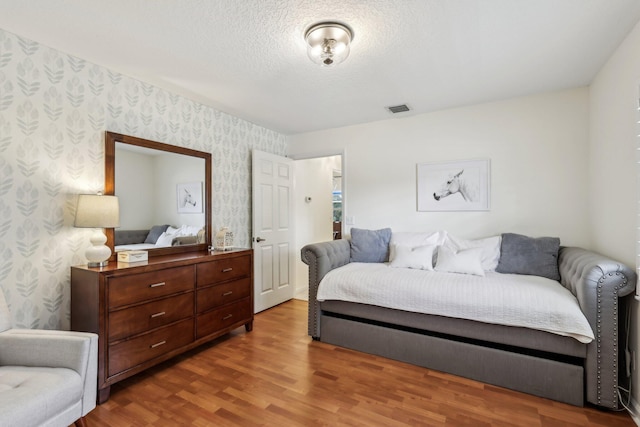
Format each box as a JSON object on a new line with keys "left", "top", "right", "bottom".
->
{"left": 181, "top": 188, "right": 197, "bottom": 207}
{"left": 433, "top": 169, "right": 476, "bottom": 202}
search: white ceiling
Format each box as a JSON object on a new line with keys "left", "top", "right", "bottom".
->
{"left": 2, "top": 0, "right": 640, "bottom": 135}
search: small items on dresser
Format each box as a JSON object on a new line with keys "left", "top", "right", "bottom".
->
{"left": 214, "top": 227, "right": 234, "bottom": 251}
{"left": 117, "top": 250, "right": 148, "bottom": 263}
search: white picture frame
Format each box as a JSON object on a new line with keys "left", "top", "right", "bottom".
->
{"left": 176, "top": 181, "right": 203, "bottom": 213}
{"left": 417, "top": 159, "right": 490, "bottom": 211}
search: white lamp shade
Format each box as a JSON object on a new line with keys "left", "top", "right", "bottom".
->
{"left": 74, "top": 194, "right": 120, "bottom": 228}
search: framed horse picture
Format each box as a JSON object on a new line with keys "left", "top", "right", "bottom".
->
{"left": 416, "top": 159, "right": 490, "bottom": 211}
{"left": 176, "top": 181, "right": 204, "bottom": 213}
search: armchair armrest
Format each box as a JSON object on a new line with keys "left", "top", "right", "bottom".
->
{"left": 0, "top": 329, "right": 98, "bottom": 415}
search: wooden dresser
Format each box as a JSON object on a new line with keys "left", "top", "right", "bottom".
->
{"left": 71, "top": 249, "right": 253, "bottom": 403}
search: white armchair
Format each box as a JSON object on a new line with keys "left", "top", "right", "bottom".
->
{"left": 0, "top": 290, "right": 98, "bottom": 427}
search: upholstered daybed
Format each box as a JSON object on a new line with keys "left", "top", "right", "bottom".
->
{"left": 301, "top": 231, "right": 636, "bottom": 409}
{"left": 114, "top": 224, "right": 204, "bottom": 251}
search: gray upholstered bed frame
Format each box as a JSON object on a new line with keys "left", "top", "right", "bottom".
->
{"left": 301, "top": 239, "right": 636, "bottom": 409}
{"left": 114, "top": 229, "right": 199, "bottom": 247}
{"left": 114, "top": 229, "right": 149, "bottom": 245}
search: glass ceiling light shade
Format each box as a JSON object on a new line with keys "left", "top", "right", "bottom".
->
{"left": 75, "top": 194, "right": 120, "bottom": 267}
{"left": 305, "top": 22, "right": 353, "bottom": 67}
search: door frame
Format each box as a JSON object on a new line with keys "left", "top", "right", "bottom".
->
{"left": 289, "top": 149, "right": 347, "bottom": 238}
{"left": 290, "top": 149, "right": 346, "bottom": 299}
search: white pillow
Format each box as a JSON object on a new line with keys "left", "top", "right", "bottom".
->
{"left": 390, "top": 231, "right": 447, "bottom": 260}
{"left": 174, "top": 225, "right": 202, "bottom": 237}
{"left": 443, "top": 234, "right": 501, "bottom": 271}
{"left": 155, "top": 231, "right": 174, "bottom": 247}
{"left": 389, "top": 244, "right": 437, "bottom": 270}
{"left": 435, "top": 246, "right": 485, "bottom": 276}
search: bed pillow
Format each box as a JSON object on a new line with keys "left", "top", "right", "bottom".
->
{"left": 496, "top": 233, "right": 560, "bottom": 280}
{"left": 443, "top": 234, "right": 501, "bottom": 271}
{"left": 389, "top": 231, "right": 447, "bottom": 260}
{"left": 174, "top": 224, "right": 202, "bottom": 237}
{"left": 155, "top": 230, "right": 176, "bottom": 247}
{"left": 434, "top": 246, "right": 485, "bottom": 276}
{"left": 350, "top": 227, "right": 392, "bottom": 263}
{"left": 144, "top": 224, "right": 170, "bottom": 244}
{"left": 389, "top": 244, "right": 437, "bottom": 270}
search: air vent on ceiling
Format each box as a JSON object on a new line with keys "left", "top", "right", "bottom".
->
{"left": 386, "top": 104, "right": 411, "bottom": 114}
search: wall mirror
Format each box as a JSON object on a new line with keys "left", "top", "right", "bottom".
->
{"left": 104, "top": 131, "right": 212, "bottom": 258}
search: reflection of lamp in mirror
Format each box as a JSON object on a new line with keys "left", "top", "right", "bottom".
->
{"left": 74, "top": 193, "right": 120, "bottom": 267}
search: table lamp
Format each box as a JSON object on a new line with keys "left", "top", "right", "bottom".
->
{"left": 74, "top": 193, "right": 120, "bottom": 267}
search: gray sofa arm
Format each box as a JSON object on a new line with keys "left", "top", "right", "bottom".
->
{"left": 301, "top": 239, "right": 351, "bottom": 337}
{"left": 559, "top": 246, "right": 637, "bottom": 409}
{"left": 0, "top": 329, "right": 98, "bottom": 416}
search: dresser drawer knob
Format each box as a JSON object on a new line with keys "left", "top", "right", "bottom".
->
{"left": 222, "top": 268, "right": 233, "bottom": 273}
{"left": 222, "top": 291, "right": 233, "bottom": 297}
{"left": 149, "top": 282, "right": 166, "bottom": 288}
{"left": 223, "top": 314, "right": 233, "bottom": 320}
{"left": 150, "top": 311, "right": 166, "bottom": 318}
{"left": 150, "top": 340, "right": 166, "bottom": 349}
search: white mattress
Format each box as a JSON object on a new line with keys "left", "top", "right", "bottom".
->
{"left": 317, "top": 263, "right": 594, "bottom": 343}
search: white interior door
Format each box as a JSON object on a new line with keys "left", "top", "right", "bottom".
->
{"left": 252, "top": 150, "right": 294, "bottom": 313}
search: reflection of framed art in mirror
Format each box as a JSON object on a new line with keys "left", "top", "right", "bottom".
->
{"left": 176, "top": 182, "right": 203, "bottom": 213}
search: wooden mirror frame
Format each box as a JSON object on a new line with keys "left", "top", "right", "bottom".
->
{"left": 104, "top": 131, "right": 212, "bottom": 259}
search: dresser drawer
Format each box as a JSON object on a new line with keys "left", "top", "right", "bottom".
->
{"left": 108, "top": 266, "right": 194, "bottom": 308}
{"left": 196, "top": 255, "right": 251, "bottom": 287}
{"left": 109, "top": 293, "right": 194, "bottom": 341}
{"left": 196, "top": 298, "right": 252, "bottom": 339}
{"left": 197, "top": 277, "right": 251, "bottom": 313}
{"left": 108, "top": 318, "right": 194, "bottom": 376}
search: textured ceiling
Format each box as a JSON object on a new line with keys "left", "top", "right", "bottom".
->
{"left": 1, "top": 0, "right": 640, "bottom": 135}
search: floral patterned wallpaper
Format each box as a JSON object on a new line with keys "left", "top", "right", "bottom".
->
{"left": 0, "top": 28, "right": 287, "bottom": 329}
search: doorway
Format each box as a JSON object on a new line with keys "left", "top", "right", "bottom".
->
{"left": 293, "top": 154, "right": 343, "bottom": 300}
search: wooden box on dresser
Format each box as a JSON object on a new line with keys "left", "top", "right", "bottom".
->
{"left": 71, "top": 249, "right": 253, "bottom": 404}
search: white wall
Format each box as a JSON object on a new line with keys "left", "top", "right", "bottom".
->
{"left": 589, "top": 19, "right": 640, "bottom": 417}
{"left": 589, "top": 23, "right": 639, "bottom": 269}
{"left": 293, "top": 156, "right": 340, "bottom": 297}
{"left": 115, "top": 150, "right": 155, "bottom": 229}
{"left": 289, "top": 88, "right": 590, "bottom": 248}
{"left": 153, "top": 152, "right": 205, "bottom": 228}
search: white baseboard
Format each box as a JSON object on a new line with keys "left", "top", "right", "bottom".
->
{"left": 294, "top": 286, "right": 308, "bottom": 301}
{"left": 630, "top": 396, "right": 640, "bottom": 426}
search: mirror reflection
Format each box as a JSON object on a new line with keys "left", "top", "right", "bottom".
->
{"left": 113, "top": 143, "right": 206, "bottom": 252}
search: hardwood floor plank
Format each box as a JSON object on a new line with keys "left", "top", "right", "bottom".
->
{"left": 85, "top": 300, "right": 635, "bottom": 426}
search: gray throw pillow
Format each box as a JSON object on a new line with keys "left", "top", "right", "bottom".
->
{"left": 144, "top": 224, "right": 170, "bottom": 244}
{"left": 496, "top": 233, "right": 560, "bottom": 281}
{"left": 350, "top": 227, "right": 392, "bottom": 263}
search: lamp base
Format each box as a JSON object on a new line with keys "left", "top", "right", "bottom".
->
{"left": 87, "top": 260, "right": 110, "bottom": 268}
{"left": 85, "top": 230, "right": 112, "bottom": 268}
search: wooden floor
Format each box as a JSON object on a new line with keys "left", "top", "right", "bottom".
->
{"left": 86, "top": 299, "right": 635, "bottom": 426}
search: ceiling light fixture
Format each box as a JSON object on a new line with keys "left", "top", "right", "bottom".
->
{"left": 305, "top": 22, "right": 353, "bottom": 67}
